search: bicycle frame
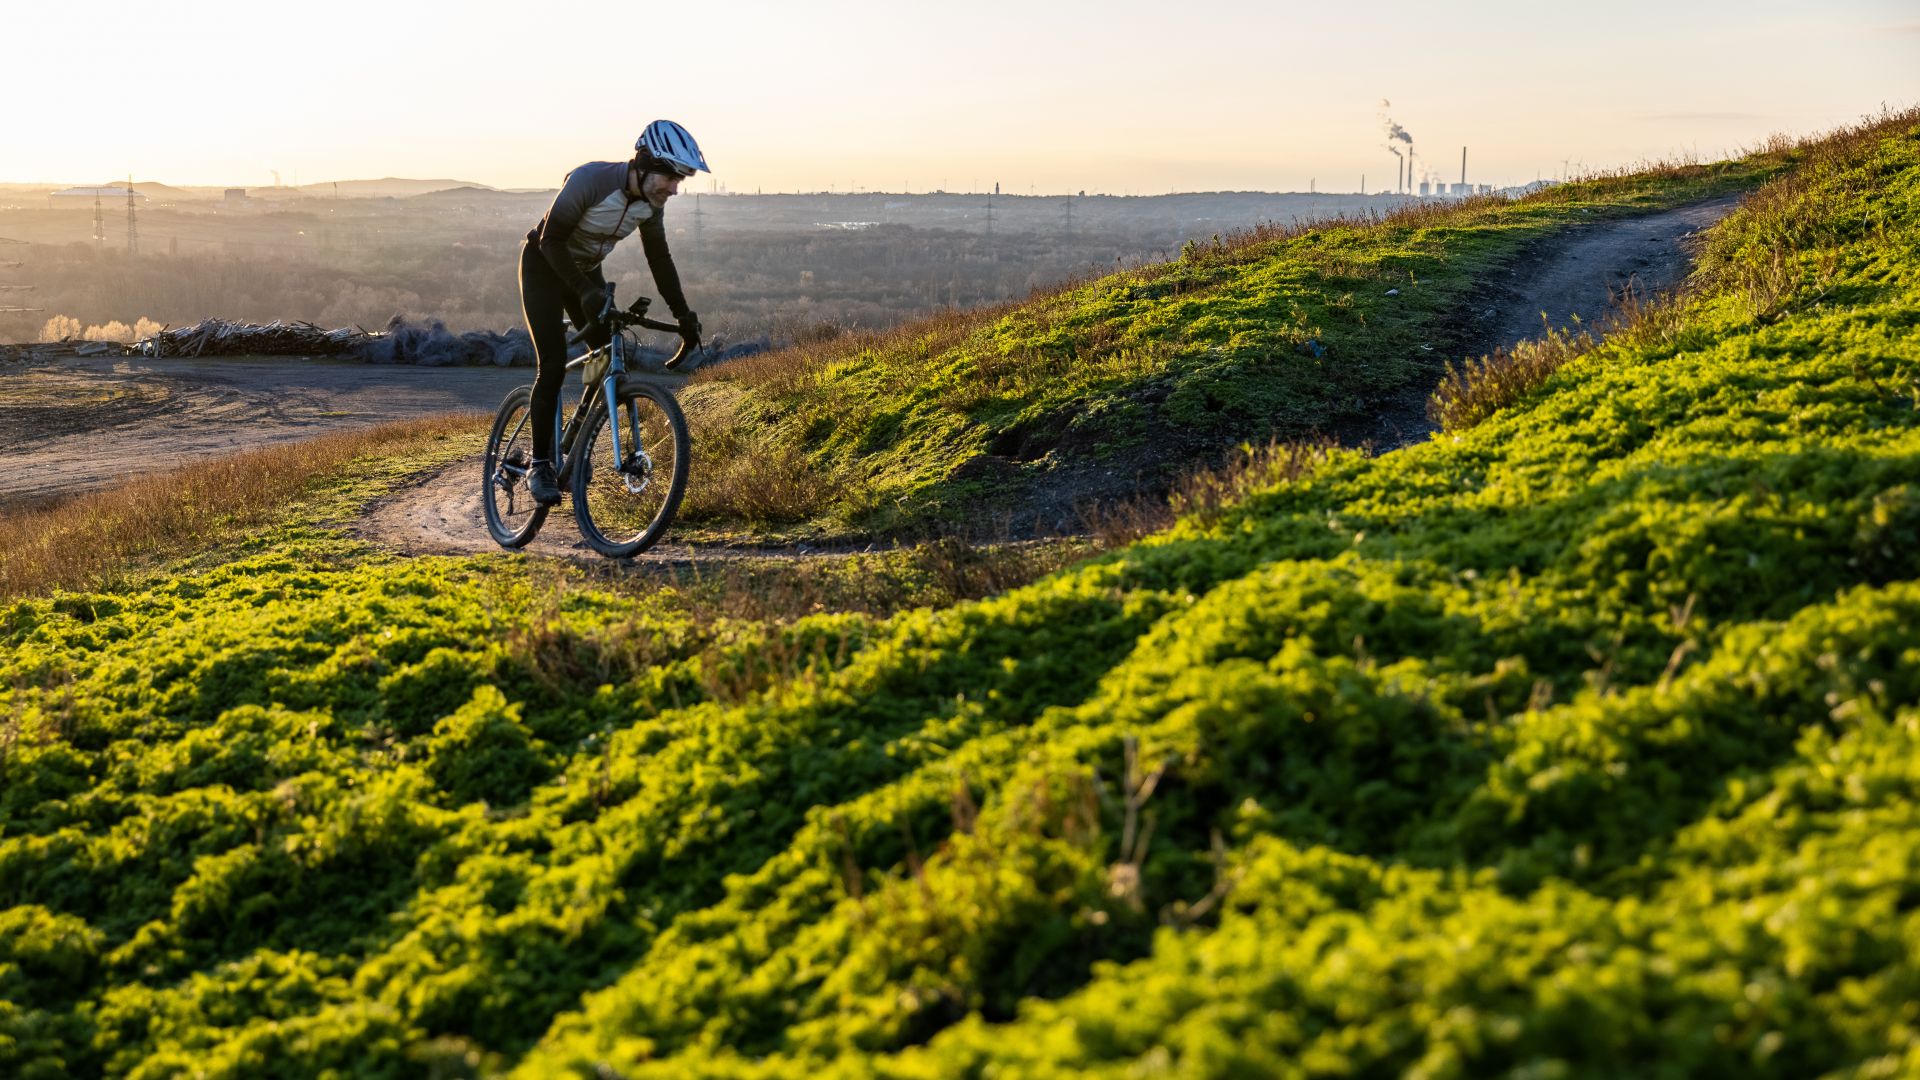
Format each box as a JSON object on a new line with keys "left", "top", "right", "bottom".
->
{"left": 556, "top": 336, "right": 632, "bottom": 487}
{"left": 493, "top": 285, "right": 689, "bottom": 493}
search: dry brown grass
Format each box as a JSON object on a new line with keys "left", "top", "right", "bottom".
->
{"left": 503, "top": 536, "right": 1092, "bottom": 708}
{"left": 0, "top": 415, "right": 481, "bottom": 601}
{"left": 1694, "top": 108, "right": 1914, "bottom": 316}
{"left": 673, "top": 540, "right": 1093, "bottom": 703}
{"left": 682, "top": 539, "right": 1089, "bottom": 625}
{"left": 692, "top": 302, "right": 1021, "bottom": 398}
{"left": 678, "top": 420, "right": 824, "bottom": 524}
{"left": 1082, "top": 438, "right": 1334, "bottom": 546}
{"left": 1428, "top": 320, "right": 1601, "bottom": 433}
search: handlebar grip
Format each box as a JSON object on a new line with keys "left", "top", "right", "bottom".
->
{"left": 566, "top": 286, "right": 624, "bottom": 348}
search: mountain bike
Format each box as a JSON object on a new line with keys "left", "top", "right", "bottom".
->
{"left": 483, "top": 286, "right": 696, "bottom": 557}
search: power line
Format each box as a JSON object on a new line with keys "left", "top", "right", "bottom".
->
{"left": 0, "top": 235, "right": 38, "bottom": 315}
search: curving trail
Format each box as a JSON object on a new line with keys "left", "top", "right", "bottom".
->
{"left": 350, "top": 453, "right": 589, "bottom": 559}
{"left": 1481, "top": 195, "right": 1740, "bottom": 348}
{"left": 351, "top": 195, "right": 1749, "bottom": 559}
{"left": 1360, "top": 194, "right": 1742, "bottom": 449}
{"left": 348, "top": 452, "right": 848, "bottom": 564}
{"left": 4, "top": 195, "right": 1744, "bottom": 552}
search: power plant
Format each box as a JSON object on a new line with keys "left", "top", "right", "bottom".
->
{"left": 1378, "top": 102, "right": 1497, "bottom": 197}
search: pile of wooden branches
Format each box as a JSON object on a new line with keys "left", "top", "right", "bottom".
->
{"left": 0, "top": 341, "right": 119, "bottom": 362}
{"left": 138, "top": 318, "right": 364, "bottom": 358}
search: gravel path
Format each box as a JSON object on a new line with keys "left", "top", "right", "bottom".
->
{"left": 1484, "top": 195, "right": 1740, "bottom": 347}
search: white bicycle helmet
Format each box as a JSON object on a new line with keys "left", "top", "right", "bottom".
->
{"left": 635, "top": 120, "right": 710, "bottom": 177}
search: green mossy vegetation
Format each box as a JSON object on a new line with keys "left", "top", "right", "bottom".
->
{"left": 3, "top": 112, "right": 1917, "bottom": 1077}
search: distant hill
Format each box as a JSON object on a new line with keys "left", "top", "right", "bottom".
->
{"left": 113, "top": 181, "right": 208, "bottom": 203}
{"left": 295, "top": 177, "right": 496, "bottom": 199}
{"left": 3, "top": 177, "right": 501, "bottom": 201}
{"left": 406, "top": 185, "right": 546, "bottom": 203}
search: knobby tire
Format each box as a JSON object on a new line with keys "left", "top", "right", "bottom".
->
{"left": 571, "top": 378, "right": 690, "bottom": 558}
{"left": 482, "top": 385, "right": 550, "bottom": 548}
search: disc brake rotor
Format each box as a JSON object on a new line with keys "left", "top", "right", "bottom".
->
{"left": 620, "top": 452, "right": 653, "bottom": 494}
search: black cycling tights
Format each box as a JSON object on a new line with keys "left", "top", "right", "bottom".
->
{"left": 518, "top": 240, "right": 598, "bottom": 461}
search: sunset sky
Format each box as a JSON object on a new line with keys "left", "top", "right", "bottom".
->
{"left": 12, "top": 0, "right": 1917, "bottom": 194}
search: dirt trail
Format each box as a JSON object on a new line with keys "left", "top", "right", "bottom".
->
{"left": 346, "top": 455, "right": 836, "bottom": 564}
{"left": 1360, "top": 194, "right": 1742, "bottom": 448}
{"left": 1481, "top": 195, "right": 1739, "bottom": 348}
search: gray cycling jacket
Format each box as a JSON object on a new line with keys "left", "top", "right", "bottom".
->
{"left": 526, "top": 160, "right": 690, "bottom": 318}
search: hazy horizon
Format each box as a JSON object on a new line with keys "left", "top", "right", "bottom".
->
{"left": 0, "top": 178, "right": 1536, "bottom": 196}
{"left": 8, "top": 0, "right": 1918, "bottom": 195}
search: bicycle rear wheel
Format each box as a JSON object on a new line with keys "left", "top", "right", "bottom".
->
{"left": 571, "top": 379, "right": 689, "bottom": 557}
{"left": 482, "top": 385, "right": 549, "bottom": 548}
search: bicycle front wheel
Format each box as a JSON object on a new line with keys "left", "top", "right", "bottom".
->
{"left": 571, "top": 379, "right": 690, "bottom": 557}
{"left": 482, "top": 385, "right": 549, "bottom": 549}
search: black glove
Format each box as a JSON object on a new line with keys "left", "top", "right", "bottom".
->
{"left": 575, "top": 288, "right": 614, "bottom": 347}
{"left": 678, "top": 311, "right": 702, "bottom": 345}
{"left": 581, "top": 286, "right": 612, "bottom": 323}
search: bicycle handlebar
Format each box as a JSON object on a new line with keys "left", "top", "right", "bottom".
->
{"left": 565, "top": 284, "right": 699, "bottom": 369}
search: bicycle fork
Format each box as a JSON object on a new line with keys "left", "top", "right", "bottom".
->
{"left": 602, "top": 373, "right": 625, "bottom": 476}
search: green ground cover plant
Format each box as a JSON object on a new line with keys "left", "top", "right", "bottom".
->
{"left": 2, "top": 110, "right": 1916, "bottom": 1077}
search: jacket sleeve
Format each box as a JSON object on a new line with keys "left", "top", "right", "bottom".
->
{"left": 639, "top": 211, "right": 692, "bottom": 319}
{"left": 534, "top": 169, "right": 602, "bottom": 305}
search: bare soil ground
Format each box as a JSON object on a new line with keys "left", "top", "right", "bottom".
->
{"left": 0, "top": 355, "right": 528, "bottom": 509}
{"left": 346, "top": 456, "right": 850, "bottom": 564}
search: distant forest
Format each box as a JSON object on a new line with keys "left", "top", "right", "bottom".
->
{"left": 0, "top": 189, "right": 1407, "bottom": 345}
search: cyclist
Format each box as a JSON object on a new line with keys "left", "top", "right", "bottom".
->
{"left": 520, "top": 120, "right": 708, "bottom": 505}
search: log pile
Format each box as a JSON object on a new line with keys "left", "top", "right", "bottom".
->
{"left": 139, "top": 318, "right": 364, "bottom": 358}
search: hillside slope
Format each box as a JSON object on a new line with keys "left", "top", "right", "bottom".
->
{"left": 2, "top": 112, "right": 1917, "bottom": 1078}
{"left": 675, "top": 159, "right": 1773, "bottom": 539}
